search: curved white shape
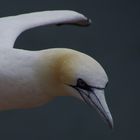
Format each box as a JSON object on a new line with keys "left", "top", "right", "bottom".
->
{"left": 0, "top": 10, "right": 113, "bottom": 129}
{"left": 0, "top": 10, "right": 90, "bottom": 49}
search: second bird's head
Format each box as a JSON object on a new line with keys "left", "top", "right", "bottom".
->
{"left": 38, "top": 48, "right": 113, "bottom": 128}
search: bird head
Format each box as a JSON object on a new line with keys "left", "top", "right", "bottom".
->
{"left": 38, "top": 48, "right": 113, "bottom": 128}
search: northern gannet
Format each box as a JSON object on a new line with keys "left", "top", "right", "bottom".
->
{"left": 0, "top": 10, "right": 113, "bottom": 128}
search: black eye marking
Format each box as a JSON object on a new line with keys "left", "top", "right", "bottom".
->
{"left": 68, "top": 78, "right": 106, "bottom": 91}
{"left": 76, "top": 78, "right": 92, "bottom": 91}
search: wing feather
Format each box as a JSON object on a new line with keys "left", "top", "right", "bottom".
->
{"left": 0, "top": 10, "right": 91, "bottom": 49}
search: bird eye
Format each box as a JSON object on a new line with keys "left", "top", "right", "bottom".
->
{"left": 77, "top": 78, "right": 91, "bottom": 91}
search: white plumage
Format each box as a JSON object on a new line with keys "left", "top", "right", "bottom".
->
{"left": 0, "top": 10, "right": 113, "bottom": 128}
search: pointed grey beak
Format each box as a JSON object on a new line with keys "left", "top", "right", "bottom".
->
{"left": 79, "top": 88, "right": 113, "bottom": 129}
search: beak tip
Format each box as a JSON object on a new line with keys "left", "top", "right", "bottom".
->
{"left": 109, "top": 122, "right": 114, "bottom": 130}
{"left": 107, "top": 117, "right": 114, "bottom": 130}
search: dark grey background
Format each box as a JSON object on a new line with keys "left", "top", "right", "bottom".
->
{"left": 0, "top": 0, "right": 139, "bottom": 140}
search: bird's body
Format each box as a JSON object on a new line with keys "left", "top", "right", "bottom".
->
{"left": 0, "top": 10, "right": 113, "bottom": 128}
{"left": 0, "top": 49, "right": 41, "bottom": 109}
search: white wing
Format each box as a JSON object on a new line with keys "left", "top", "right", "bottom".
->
{"left": 0, "top": 10, "right": 91, "bottom": 49}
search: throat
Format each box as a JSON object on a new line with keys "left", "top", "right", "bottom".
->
{"left": 0, "top": 82, "right": 53, "bottom": 110}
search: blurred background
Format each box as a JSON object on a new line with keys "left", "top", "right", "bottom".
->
{"left": 0, "top": 0, "right": 139, "bottom": 140}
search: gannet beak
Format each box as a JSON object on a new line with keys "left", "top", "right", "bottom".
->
{"left": 78, "top": 88, "right": 113, "bottom": 129}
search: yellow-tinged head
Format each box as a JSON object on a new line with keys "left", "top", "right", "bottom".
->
{"left": 38, "top": 48, "right": 113, "bottom": 128}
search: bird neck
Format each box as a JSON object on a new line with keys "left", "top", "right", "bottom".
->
{"left": 35, "top": 48, "right": 76, "bottom": 98}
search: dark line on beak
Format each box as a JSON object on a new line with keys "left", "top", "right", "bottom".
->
{"left": 68, "top": 83, "right": 112, "bottom": 128}
{"left": 88, "top": 92, "right": 113, "bottom": 129}
{"left": 90, "top": 86, "right": 105, "bottom": 90}
{"left": 73, "top": 87, "right": 90, "bottom": 105}
{"left": 77, "top": 89, "right": 113, "bottom": 129}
